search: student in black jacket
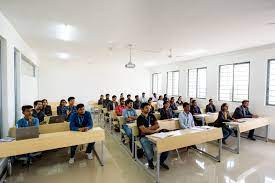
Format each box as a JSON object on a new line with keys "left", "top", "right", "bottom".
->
{"left": 103, "top": 94, "right": 111, "bottom": 108}
{"left": 133, "top": 95, "right": 141, "bottom": 109}
{"left": 98, "top": 95, "right": 104, "bottom": 105}
{"left": 232, "top": 100, "right": 258, "bottom": 141}
{"left": 42, "top": 99, "right": 52, "bottom": 116}
{"left": 206, "top": 99, "right": 217, "bottom": 113}
{"left": 213, "top": 103, "right": 235, "bottom": 144}
{"left": 107, "top": 95, "right": 118, "bottom": 111}
{"left": 159, "top": 101, "right": 173, "bottom": 120}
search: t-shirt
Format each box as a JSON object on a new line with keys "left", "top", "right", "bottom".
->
{"left": 137, "top": 114, "right": 157, "bottom": 138}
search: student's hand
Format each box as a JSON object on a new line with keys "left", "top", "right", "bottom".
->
{"left": 83, "top": 127, "right": 89, "bottom": 132}
{"left": 252, "top": 115, "right": 259, "bottom": 118}
{"left": 79, "top": 128, "right": 85, "bottom": 132}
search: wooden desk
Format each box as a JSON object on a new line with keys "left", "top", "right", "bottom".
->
{"left": 193, "top": 113, "right": 218, "bottom": 125}
{"left": 224, "top": 117, "right": 270, "bottom": 154}
{"left": 147, "top": 127, "right": 223, "bottom": 183}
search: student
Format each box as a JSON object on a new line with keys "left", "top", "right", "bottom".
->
{"left": 125, "top": 94, "right": 132, "bottom": 103}
{"left": 133, "top": 95, "right": 141, "bottom": 109}
{"left": 137, "top": 103, "right": 169, "bottom": 170}
{"left": 163, "top": 94, "right": 169, "bottom": 102}
{"left": 159, "top": 101, "right": 173, "bottom": 120}
{"left": 157, "top": 95, "right": 164, "bottom": 111}
{"left": 42, "top": 99, "right": 52, "bottom": 116}
{"left": 148, "top": 98, "right": 155, "bottom": 114}
{"left": 190, "top": 100, "right": 201, "bottom": 115}
{"left": 232, "top": 100, "right": 258, "bottom": 141}
{"left": 69, "top": 104, "right": 95, "bottom": 164}
{"left": 32, "top": 100, "right": 45, "bottom": 123}
{"left": 152, "top": 93, "right": 158, "bottom": 102}
{"left": 103, "top": 94, "right": 111, "bottom": 108}
{"left": 57, "top": 99, "right": 68, "bottom": 119}
{"left": 122, "top": 100, "right": 137, "bottom": 151}
{"left": 178, "top": 102, "right": 195, "bottom": 129}
{"left": 107, "top": 95, "right": 118, "bottom": 111}
{"left": 67, "top": 97, "right": 77, "bottom": 120}
{"left": 115, "top": 98, "right": 126, "bottom": 116}
{"left": 120, "top": 93, "right": 124, "bottom": 99}
{"left": 206, "top": 99, "right": 217, "bottom": 113}
{"left": 169, "top": 97, "right": 178, "bottom": 111}
{"left": 98, "top": 95, "right": 104, "bottom": 105}
{"left": 176, "top": 96, "right": 184, "bottom": 106}
{"left": 214, "top": 103, "right": 235, "bottom": 144}
{"left": 17, "top": 105, "right": 39, "bottom": 128}
{"left": 190, "top": 98, "right": 194, "bottom": 104}
{"left": 141, "top": 92, "right": 147, "bottom": 103}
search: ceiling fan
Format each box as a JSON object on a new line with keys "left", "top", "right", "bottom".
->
{"left": 167, "top": 49, "right": 185, "bottom": 59}
{"left": 125, "top": 44, "right": 136, "bottom": 69}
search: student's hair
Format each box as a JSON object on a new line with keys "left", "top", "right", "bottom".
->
{"left": 191, "top": 100, "right": 196, "bottom": 104}
{"left": 148, "top": 97, "right": 152, "bottom": 101}
{"left": 135, "top": 95, "right": 139, "bottom": 98}
{"left": 148, "top": 98, "right": 152, "bottom": 102}
{"left": 105, "top": 94, "right": 110, "bottom": 97}
{"left": 153, "top": 93, "right": 156, "bottom": 95}
{"left": 112, "top": 95, "right": 117, "bottom": 99}
{"left": 33, "top": 100, "right": 42, "bottom": 107}
{"left": 22, "top": 105, "right": 33, "bottom": 112}
{"left": 127, "top": 94, "right": 131, "bottom": 98}
{"left": 164, "top": 94, "right": 167, "bottom": 97}
{"left": 183, "top": 102, "right": 189, "bottom": 108}
{"left": 76, "top": 103, "right": 85, "bottom": 110}
{"left": 120, "top": 93, "right": 123, "bottom": 95}
{"left": 221, "top": 103, "right": 228, "bottom": 111}
{"left": 242, "top": 100, "right": 249, "bottom": 104}
{"left": 178, "top": 96, "right": 182, "bottom": 100}
{"left": 125, "top": 100, "right": 133, "bottom": 105}
{"left": 171, "top": 97, "right": 175, "bottom": 100}
{"left": 59, "top": 99, "right": 67, "bottom": 105}
{"left": 140, "top": 102, "right": 150, "bottom": 109}
{"left": 142, "top": 92, "right": 145, "bottom": 95}
{"left": 158, "top": 96, "right": 162, "bottom": 99}
{"left": 42, "top": 99, "right": 48, "bottom": 103}
{"left": 120, "top": 97, "right": 124, "bottom": 102}
{"left": 190, "top": 98, "right": 193, "bottom": 102}
{"left": 163, "top": 101, "right": 169, "bottom": 105}
{"left": 100, "top": 94, "right": 104, "bottom": 97}
{"left": 68, "top": 97, "right": 75, "bottom": 102}
{"left": 209, "top": 99, "right": 213, "bottom": 102}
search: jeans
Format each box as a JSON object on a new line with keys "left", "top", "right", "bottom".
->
{"left": 140, "top": 137, "right": 169, "bottom": 164}
{"left": 222, "top": 126, "right": 233, "bottom": 140}
{"left": 122, "top": 124, "right": 133, "bottom": 150}
{"left": 70, "top": 142, "right": 95, "bottom": 158}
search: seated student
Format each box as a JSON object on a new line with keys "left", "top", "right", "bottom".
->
{"left": 232, "top": 100, "right": 258, "bottom": 141}
{"left": 107, "top": 95, "right": 118, "bottom": 111}
{"left": 152, "top": 93, "right": 158, "bottom": 102}
{"left": 17, "top": 105, "right": 39, "bottom": 128}
{"left": 148, "top": 98, "right": 155, "bottom": 115}
{"left": 190, "top": 100, "right": 202, "bottom": 115}
{"left": 103, "top": 94, "right": 111, "bottom": 108}
{"left": 190, "top": 98, "right": 194, "bottom": 104}
{"left": 42, "top": 99, "right": 52, "bottom": 116}
{"left": 178, "top": 102, "right": 195, "bottom": 129}
{"left": 57, "top": 99, "right": 68, "bottom": 119}
{"left": 213, "top": 103, "right": 235, "bottom": 144}
{"left": 69, "top": 104, "right": 95, "bottom": 164}
{"left": 120, "top": 93, "right": 124, "bottom": 99}
{"left": 169, "top": 97, "right": 178, "bottom": 111}
{"left": 32, "top": 100, "right": 45, "bottom": 123}
{"left": 122, "top": 100, "right": 137, "bottom": 150}
{"left": 206, "top": 99, "right": 217, "bottom": 113}
{"left": 159, "top": 101, "right": 173, "bottom": 120}
{"left": 137, "top": 103, "right": 169, "bottom": 170}
{"left": 163, "top": 94, "right": 169, "bottom": 102}
{"left": 176, "top": 96, "right": 184, "bottom": 106}
{"left": 67, "top": 97, "right": 77, "bottom": 120}
{"left": 141, "top": 92, "right": 147, "bottom": 103}
{"left": 125, "top": 94, "right": 132, "bottom": 103}
{"left": 97, "top": 95, "right": 104, "bottom": 105}
{"left": 157, "top": 95, "right": 164, "bottom": 111}
{"left": 115, "top": 98, "right": 126, "bottom": 116}
{"left": 133, "top": 95, "right": 142, "bottom": 109}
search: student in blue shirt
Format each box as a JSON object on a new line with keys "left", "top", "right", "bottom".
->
{"left": 57, "top": 99, "right": 68, "bottom": 119}
{"left": 67, "top": 96, "right": 77, "bottom": 120}
{"left": 178, "top": 102, "right": 195, "bottom": 129}
{"left": 69, "top": 103, "right": 94, "bottom": 164}
{"left": 17, "top": 105, "right": 39, "bottom": 128}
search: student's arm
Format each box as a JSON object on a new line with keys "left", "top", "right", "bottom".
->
{"left": 69, "top": 114, "right": 79, "bottom": 131}
{"left": 149, "top": 115, "right": 159, "bottom": 130}
{"left": 178, "top": 113, "right": 187, "bottom": 129}
{"left": 245, "top": 109, "right": 254, "bottom": 118}
{"left": 33, "top": 118, "right": 40, "bottom": 127}
{"left": 198, "top": 107, "right": 202, "bottom": 114}
{"left": 232, "top": 107, "right": 242, "bottom": 119}
{"left": 137, "top": 118, "right": 158, "bottom": 135}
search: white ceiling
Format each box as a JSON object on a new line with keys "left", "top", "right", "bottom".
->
{"left": 0, "top": 0, "right": 275, "bottom": 66}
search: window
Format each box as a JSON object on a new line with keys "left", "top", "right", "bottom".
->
{"left": 152, "top": 73, "right": 162, "bottom": 94}
{"left": 267, "top": 59, "right": 275, "bottom": 105}
{"left": 188, "top": 67, "right": 207, "bottom": 98}
{"left": 219, "top": 62, "right": 250, "bottom": 102}
{"left": 167, "top": 71, "right": 179, "bottom": 96}
{"left": 21, "top": 55, "right": 36, "bottom": 77}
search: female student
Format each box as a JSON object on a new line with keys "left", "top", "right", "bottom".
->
{"left": 176, "top": 96, "right": 183, "bottom": 106}
{"left": 57, "top": 99, "right": 68, "bottom": 119}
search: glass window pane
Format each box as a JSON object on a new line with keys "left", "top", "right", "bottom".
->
{"left": 188, "top": 69, "right": 197, "bottom": 98}
{"left": 267, "top": 60, "right": 275, "bottom": 105}
{"left": 233, "top": 63, "right": 249, "bottom": 101}
{"left": 152, "top": 73, "right": 162, "bottom": 95}
{"left": 219, "top": 65, "right": 233, "bottom": 101}
{"left": 167, "top": 71, "right": 179, "bottom": 96}
{"left": 197, "top": 68, "right": 207, "bottom": 98}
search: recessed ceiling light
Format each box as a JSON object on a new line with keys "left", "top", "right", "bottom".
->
{"left": 184, "top": 49, "right": 208, "bottom": 56}
{"left": 57, "top": 52, "right": 70, "bottom": 59}
{"left": 55, "top": 24, "right": 75, "bottom": 41}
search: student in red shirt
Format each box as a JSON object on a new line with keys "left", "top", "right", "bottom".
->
{"left": 115, "top": 98, "right": 126, "bottom": 116}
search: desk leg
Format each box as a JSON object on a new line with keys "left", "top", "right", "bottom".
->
{"left": 132, "top": 132, "right": 135, "bottom": 158}
{"left": 156, "top": 153, "right": 160, "bottom": 183}
{"left": 266, "top": 125, "right": 269, "bottom": 142}
{"left": 202, "top": 117, "right": 205, "bottom": 126}
{"left": 7, "top": 158, "right": 12, "bottom": 176}
{"left": 94, "top": 141, "right": 104, "bottom": 166}
{"left": 237, "top": 127, "right": 240, "bottom": 154}
{"left": 218, "top": 139, "right": 222, "bottom": 162}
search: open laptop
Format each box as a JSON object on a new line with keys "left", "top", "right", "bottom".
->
{"left": 16, "top": 126, "right": 39, "bottom": 141}
{"left": 49, "top": 115, "right": 65, "bottom": 124}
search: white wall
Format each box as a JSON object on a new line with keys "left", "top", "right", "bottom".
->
{"left": 150, "top": 44, "right": 275, "bottom": 140}
{"left": 0, "top": 11, "right": 38, "bottom": 136}
{"left": 39, "top": 60, "right": 151, "bottom": 106}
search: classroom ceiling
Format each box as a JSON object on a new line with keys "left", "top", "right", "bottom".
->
{"left": 0, "top": 0, "right": 275, "bottom": 67}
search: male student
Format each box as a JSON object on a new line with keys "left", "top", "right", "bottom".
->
{"left": 206, "top": 99, "right": 217, "bottom": 113}
{"left": 137, "top": 103, "right": 169, "bottom": 170}
{"left": 152, "top": 93, "right": 158, "bottom": 102}
{"left": 69, "top": 104, "right": 95, "bottom": 164}
{"left": 157, "top": 95, "right": 164, "bottom": 111}
{"left": 159, "top": 101, "right": 173, "bottom": 120}
{"left": 133, "top": 95, "right": 142, "bottom": 109}
{"left": 141, "top": 92, "right": 147, "bottom": 103}
{"left": 107, "top": 95, "right": 118, "bottom": 111}
{"left": 190, "top": 100, "right": 201, "bottom": 115}
{"left": 67, "top": 97, "right": 77, "bottom": 120}
{"left": 178, "top": 102, "right": 195, "bottom": 129}
{"left": 163, "top": 94, "right": 169, "bottom": 102}
{"left": 169, "top": 97, "right": 178, "bottom": 111}
{"left": 42, "top": 99, "right": 52, "bottom": 116}
{"left": 32, "top": 100, "right": 45, "bottom": 123}
{"left": 115, "top": 98, "right": 126, "bottom": 116}
{"left": 103, "top": 94, "right": 111, "bottom": 108}
{"left": 125, "top": 94, "right": 132, "bottom": 103}
{"left": 98, "top": 95, "right": 104, "bottom": 105}
{"left": 122, "top": 100, "right": 137, "bottom": 150}
{"left": 17, "top": 105, "right": 39, "bottom": 128}
{"left": 232, "top": 100, "right": 258, "bottom": 141}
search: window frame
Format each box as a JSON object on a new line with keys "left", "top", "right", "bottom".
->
{"left": 218, "top": 61, "right": 250, "bottom": 102}
{"left": 152, "top": 72, "right": 162, "bottom": 95}
{"left": 266, "top": 59, "right": 275, "bottom": 106}
{"left": 166, "top": 70, "right": 180, "bottom": 96}
{"left": 187, "top": 67, "right": 207, "bottom": 99}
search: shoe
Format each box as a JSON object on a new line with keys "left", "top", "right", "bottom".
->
{"left": 248, "top": 136, "right": 256, "bottom": 141}
{"left": 148, "top": 160, "right": 154, "bottom": 170}
{"left": 87, "top": 152, "right": 94, "bottom": 160}
{"left": 160, "top": 163, "right": 169, "bottom": 170}
{"left": 222, "top": 139, "right": 227, "bottom": 145}
{"left": 69, "top": 158, "right": 75, "bottom": 164}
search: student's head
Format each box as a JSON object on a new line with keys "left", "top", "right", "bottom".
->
{"left": 158, "top": 95, "right": 163, "bottom": 100}
{"left": 170, "top": 97, "right": 175, "bottom": 103}
{"left": 120, "top": 93, "right": 124, "bottom": 97}
{"left": 142, "top": 92, "right": 145, "bottom": 97}
{"left": 76, "top": 103, "right": 85, "bottom": 115}
{"left": 164, "top": 94, "right": 167, "bottom": 98}
{"left": 100, "top": 95, "right": 104, "bottom": 99}
{"left": 42, "top": 99, "right": 48, "bottom": 107}
{"left": 153, "top": 93, "right": 156, "bottom": 97}
{"left": 242, "top": 100, "right": 249, "bottom": 108}
{"left": 141, "top": 103, "right": 151, "bottom": 115}
{"left": 34, "top": 100, "right": 43, "bottom": 110}
{"left": 183, "top": 102, "right": 190, "bottom": 113}
{"left": 135, "top": 95, "right": 139, "bottom": 100}
{"left": 125, "top": 100, "right": 133, "bottom": 108}
{"left": 112, "top": 95, "right": 117, "bottom": 102}
{"left": 163, "top": 101, "right": 170, "bottom": 109}
{"left": 148, "top": 98, "right": 152, "bottom": 105}
{"left": 120, "top": 99, "right": 125, "bottom": 106}
{"left": 192, "top": 100, "right": 197, "bottom": 106}
{"left": 221, "top": 103, "right": 229, "bottom": 112}
{"left": 22, "top": 105, "right": 33, "bottom": 118}
{"left": 60, "top": 99, "right": 67, "bottom": 106}
{"left": 127, "top": 94, "right": 131, "bottom": 99}
{"left": 190, "top": 98, "right": 194, "bottom": 103}
{"left": 105, "top": 94, "right": 110, "bottom": 99}
{"left": 178, "top": 96, "right": 182, "bottom": 101}
{"left": 209, "top": 99, "right": 213, "bottom": 104}
{"left": 68, "top": 97, "right": 75, "bottom": 106}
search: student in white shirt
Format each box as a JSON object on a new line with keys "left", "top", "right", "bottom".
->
{"left": 141, "top": 92, "right": 147, "bottom": 103}
{"left": 178, "top": 102, "right": 195, "bottom": 129}
{"left": 157, "top": 95, "right": 164, "bottom": 111}
{"left": 152, "top": 93, "right": 158, "bottom": 102}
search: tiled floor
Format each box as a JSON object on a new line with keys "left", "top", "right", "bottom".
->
{"left": 6, "top": 131, "right": 275, "bottom": 183}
